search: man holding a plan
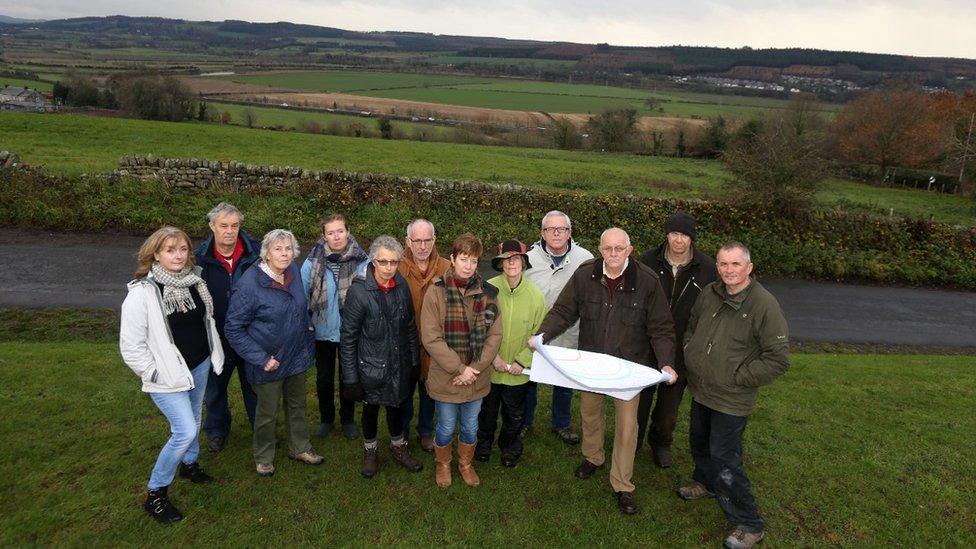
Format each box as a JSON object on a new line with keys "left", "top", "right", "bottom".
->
{"left": 529, "top": 227, "right": 677, "bottom": 516}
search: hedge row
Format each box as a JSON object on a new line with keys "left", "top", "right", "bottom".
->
{"left": 3, "top": 166, "right": 975, "bottom": 289}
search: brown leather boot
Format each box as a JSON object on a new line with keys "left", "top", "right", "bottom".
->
{"left": 433, "top": 442, "right": 453, "bottom": 487}
{"left": 457, "top": 442, "right": 481, "bottom": 487}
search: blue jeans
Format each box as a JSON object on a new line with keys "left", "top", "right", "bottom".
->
{"left": 147, "top": 358, "right": 210, "bottom": 490}
{"left": 523, "top": 382, "right": 573, "bottom": 430}
{"left": 434, "top": 399, "right": 482, "bottom": 446}
{"left": 402, "top": 378, "right": 436, "bottom": 437}
{"left": 203, "top": 356, "right": 257, "bottom": 439}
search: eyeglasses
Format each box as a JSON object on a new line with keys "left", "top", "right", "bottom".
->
{"left": 599, "top": 246, "right": 629, "bottom": 255}
{"left": 409, "top": 238, "right": 434, "bottom": 246}
{"left": 374, "top": 259, "right": 401, "bottom": 267}
{"left": 543, "top": 227, "right": 570, "bottom": 235}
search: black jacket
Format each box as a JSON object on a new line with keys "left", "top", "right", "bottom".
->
{"left": 194, "top": 230, "right": 261, "bottom": 365}
{"left": 340, "top": 266, "right": 420, "bottom": 406}
{"left": 638, "top": 242, "right": 717, "bottom": 370}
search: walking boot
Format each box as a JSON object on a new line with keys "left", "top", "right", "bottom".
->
{"left": 434, "top": 442, "right": 453, "bottom": 487}
{"left": 144, "top": 486, "right": 183, "bottom": 524}
{"left": 457, "top": 442, "right": 481, "bottom": 487}
{"left": 390, "top": 442, "right": 423, "bottom": 473}
{"left": 361, "top": 446, "right": 379, "bottom": 478}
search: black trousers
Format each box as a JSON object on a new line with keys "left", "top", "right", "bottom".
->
{"left": 635, "top": 370, "right": 688, "bottom": 450}
{"left": 315, "top": 340, "right": 355, "bottom": 425}
{"left": 689, "top": 399, "right": 764, "bottom": 533}
{"left": 476, "top": 382, "right": 528, "bottom": 458}
{"left": 361, "top": 402, "right": 405, "bottom": 441}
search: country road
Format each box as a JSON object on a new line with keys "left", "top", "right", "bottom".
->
{"left": 2, "top": 229, "right": 975, "bottom": 347}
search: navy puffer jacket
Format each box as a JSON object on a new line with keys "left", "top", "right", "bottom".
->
{"left": 224, "top": 262, "right": 315, "bottom": 385}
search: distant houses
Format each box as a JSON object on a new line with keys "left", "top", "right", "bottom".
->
{"left": 0, "top": 85, "right": 53, "bottom": 112}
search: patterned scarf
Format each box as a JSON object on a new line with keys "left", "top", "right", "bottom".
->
{"left": 307, "top": 234, "right": 367, "bottom": 313}
{"left": 442, "top": 269, "right": 490, "bottom": 365}
{"left": 150, "top": 262, "right": 214, "bottom": 318}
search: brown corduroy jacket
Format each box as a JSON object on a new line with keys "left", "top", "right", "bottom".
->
{"left": 398, "top": 246, "right": 451, "bottom": 379}
{"left": 420, "top": 275, "right": 503, "bottom": 403}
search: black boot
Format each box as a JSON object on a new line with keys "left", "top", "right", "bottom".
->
{"left": 178, "top": 462, "right": 214, "bottom": 484}
{"left": 144, "top": 486, "right": 183, "bottom": 524}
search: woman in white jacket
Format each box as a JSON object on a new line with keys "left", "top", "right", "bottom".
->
{"left": 119, "top": 226, "right": 224, "bottom": 525}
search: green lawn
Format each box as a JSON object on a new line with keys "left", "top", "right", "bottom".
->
{"left": 0, "top": 341, "right": 973, "bottom": 545}
{"left": 2, "top": 112, "right": 973, "bottom": 225}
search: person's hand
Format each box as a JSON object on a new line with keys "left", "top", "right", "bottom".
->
{"left": 264, "top": 357, "right": 280, "bottom": 372}
{"left": 453, "top": 366, "right": 479, "bottom": 385}
{"left": 508, "top": 363, "right": 524, "bottom": 376}
{"left": 342, "top": 383, "right": 365, "bottom": 401}
{"left": 493, "top": 356, "right": 508, "bottom": 373}
{"left": 527, "top": 336, "right": 538, "bottom": 350}
{"left": 661, "top": 365, "right": 677, "bottom": 385}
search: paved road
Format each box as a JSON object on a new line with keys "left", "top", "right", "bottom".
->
{"left": 2, "top": 229, "right": 975, "bottom": 347}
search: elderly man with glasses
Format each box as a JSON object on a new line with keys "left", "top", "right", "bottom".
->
{"left": 531, "top": 227, "right": 677, "bottom": 516}
{"left": 523, "top": 210, "right": 594, "bottom": 445}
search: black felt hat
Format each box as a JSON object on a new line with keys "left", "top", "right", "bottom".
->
{"left": 491, "top": 240, "right": 532, "bottom": 271}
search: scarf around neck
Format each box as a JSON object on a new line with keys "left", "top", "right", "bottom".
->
{"left": 150, "top": 262, "right": 214, "bottom": 318}
{"left": 442, "top": 269, "right": 490, "bottom": 365}
{"left": 307, "top": 233, "right": 367, "bottom": 313}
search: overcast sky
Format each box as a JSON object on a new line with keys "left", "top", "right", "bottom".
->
{"left": 6, "top": 0, "right": 975, "bottom": 59}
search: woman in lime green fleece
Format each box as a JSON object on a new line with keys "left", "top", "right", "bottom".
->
{"left": 475, "top": 240, "right": 547, "bottom": 467}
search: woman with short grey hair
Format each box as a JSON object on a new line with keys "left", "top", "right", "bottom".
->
{"left": 225, "top": 228, "right": 323, "bottom": 477}
{"left": 340, "top": 235, "right": 423, "bottom": 478}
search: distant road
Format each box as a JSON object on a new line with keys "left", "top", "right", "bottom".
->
{"left": 2, "top": 229, "right": 974, "bottom": 347}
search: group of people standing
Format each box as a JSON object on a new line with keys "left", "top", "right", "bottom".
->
{"left": 119, "top": 204, "right": 789, "bottom": 549}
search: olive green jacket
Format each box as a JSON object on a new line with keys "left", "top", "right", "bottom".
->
{"left": 683, "top": 278, "right": 789, "bottom": 416}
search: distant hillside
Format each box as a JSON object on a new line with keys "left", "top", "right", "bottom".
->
{"left": 2, "top": 15, "right": 973, "bottom": 98}
{"left": 0, "top": 14, "right": 45, "bottom": 24}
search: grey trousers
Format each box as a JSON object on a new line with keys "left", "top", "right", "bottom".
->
{"left": 252, "top": 371, "right": 313, "bottom": 464}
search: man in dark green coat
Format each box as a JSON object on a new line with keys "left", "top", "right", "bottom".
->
{"left": 678, "top": 242, "right": 789, "bottom": 549}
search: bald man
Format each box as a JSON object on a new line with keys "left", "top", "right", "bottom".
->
{"left": 531, "top": 227, "right": 677, "bottom": 515}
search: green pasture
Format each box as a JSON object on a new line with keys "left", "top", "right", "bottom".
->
{"left": 0, "top": 77, "right": 54, "bottom": 92}
{"left": 220, "top": 70, "right": 494, "bottom": 92}
{"left": 209, "top": 102, "right": 452, "bottom": 136}
{"left": 428, "top": 55, "right": 578, "bottom": 69}
{"left": 0, "top": 337, "right": 972, "bottom": 546}
{"left": 1, "top": 112, "right": 972, "bottom": 225}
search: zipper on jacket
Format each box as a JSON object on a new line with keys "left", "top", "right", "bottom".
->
{"left": 672, "top": 277, "right": 693, "bottom": 308}
{"left": 705, "top": 308, "right": 721, "bottom": 355}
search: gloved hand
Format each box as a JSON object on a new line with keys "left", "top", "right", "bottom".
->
{"left": 342, "top": 383, "right": 365, "bottom": 402}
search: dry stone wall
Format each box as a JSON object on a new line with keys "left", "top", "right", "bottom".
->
{"left": 0, "top": 151, "right": 22, "bottom": 168}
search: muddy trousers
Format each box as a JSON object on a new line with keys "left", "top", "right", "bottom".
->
{"left": 689, "top": 399, "right": 763, "bottom": 533}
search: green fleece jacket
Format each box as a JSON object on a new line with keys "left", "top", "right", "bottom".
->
{"left": 487, "top": 274, "right": 548, "bottom": 386}
{"left": 683, "top": 278, "right": 790, "bottom": 416}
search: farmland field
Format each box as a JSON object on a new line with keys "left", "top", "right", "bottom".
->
{"left": 209, "top": 102, "right": 454, "bottom": 136}
{"left": 0, "top": 77, "right": 54, "bottom": 92}
{"left": 216, "top": 70, "right": 830, "bottom": 118}
{"left": 1, "top": 112, "right": 971, "bottom": 224}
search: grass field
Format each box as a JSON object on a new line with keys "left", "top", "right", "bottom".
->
{"left": 0, "top": 338, "right": 973, "bottom": 546}
{"left": 0, "top": 77, "right": 54, "bottom": 92}
{"left": 216, "top": 70, "right": 824, "bottom": 119}
{"left": 428, "top": 55, "right": 578, "bottom": 69}
{"left": 2, "top": 113, "right": 972, "bottom": 225}
{"left": 209, "top": 102, "right": 453, "bottom": 136}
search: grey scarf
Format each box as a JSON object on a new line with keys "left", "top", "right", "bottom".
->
{"left": 150, "top": 262, "right": 215, "bottom": 318}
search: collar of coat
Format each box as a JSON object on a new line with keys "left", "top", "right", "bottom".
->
{"left": 401, "top": 245, "right": 447, "bottom": 278}
{"left": 711, "top": 276, "right": 757, "bottom": 310}
{"left": 358, "top": 264, "right": 407, "bottom": 292}
{"left": 588, "top": 258, "right": 638, "bottom": 291}
{"left": 195, "top": 229, "right": 259, "bottom": 266}
{"left": 255, "top": 263, "right": 297, "bottom": 290}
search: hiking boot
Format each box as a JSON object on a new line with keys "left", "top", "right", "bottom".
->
{"left": 677, "top": 481, "right": 715, "bottom": 501}
{"left": 724, "top": 527, "right": 765, "bottom": 549}
{"left": 552, "top": 427, "right": 580, "bottom": 445}
{"left": 474, "top": 443, "right": 491, "bottom": 463}
{"left": 457, "top": 442, "right": 481, "bottom": 487}
{"left": 652, "top": 446, "right": 672, "bottom": 468}
{"left": 361, "top": 447, "right": 379, "bottom": 478}
{"left": 144, "top": 486, "right": 183, "bottom": 524}
{"left": 206, "top": 435, "right": 225, "bottom": 453}
{"left": 418, "top": 434, "right": 434, "bottom": 453}
{"left": 616, "top": 491, "right": 639, "bottom": 515}
{"left": 255, "top": 462, "right": 275, "bottom": 477}
{"left": 178, "top": 462, "right": 214, "bottom": 484}
{"left": 391, "top": 442, "right": 423, "bottom": 473}
{"left": 288, "top": 451, "right": 324, "bottom": 466}
{"left": 500, "top": 452, "right": 518, "bottom": 468}
{"left": 316, "top": 423, "right": 333, "bottom": 438}
{"left": 574, "top": 459, "right": 603, "bottom": 480}
{"left": 434, "top": 442, "right": 453, "bottom": 487}
{"left": 341, "top": 423, "right": 358, "bottom": 440}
